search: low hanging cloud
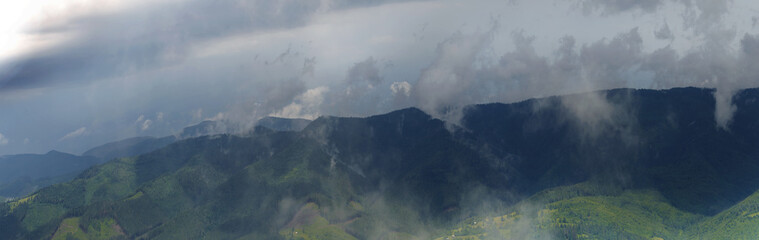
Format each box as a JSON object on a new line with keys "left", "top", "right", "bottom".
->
{"left": 135, "top": 114, "right": 154, "bottom": 131}
{"left": 321, "top": 57, "right": 388, "bottom": 117}
{"left": 0, "top": 133, "right": 9, "bottom": 146}
{"left": 190, "top": 109, "right": 204, "bottom": 122}
{"left": 642, "top": 33, "right": 759, "bottom": 128}
{"left": 141, "top": 119, "right": 153, "bottom": 131}
{"left": 414, "top": 24, "right": 497, "bottom": 123}
{"left": 271, "top": 86, "right": 329, "bottom": 120}
{"left": 59, "top": 127, "right": 87, "bottom": 141}
{"left": 412, "top": 25, "right": 642, "bottom": 124}
{"left": 220, "top": 76, "right": 309, "bottom": 131}
{"left": 391, "top": 81, "right": 411, "bottom": 97}
{"left": 409, "top": 21, "right": 759, "bottom": 129}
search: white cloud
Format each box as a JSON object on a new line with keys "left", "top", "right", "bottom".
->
{"left": 414, "top": 25, "right": 496, "bottom": 124}
{"left": 156, "top": 112, "right": 164, "bottom": 121}
{"left": 271, "top": 87, "right": 329, "bottom": 120}
{"left": 390, "top": 81, "right": 411, "bottom": 97}
{"left": 135, "top": 114, "right": 145, "bottom": 124}
{"left": 0, "top": 133, "right": 8, "bottom": 145}
{"left": 141, "top": 119, "right": 152, "bottom": 131}
{"left": 135, "top": 114, "right": 154, "bottom": 131}
{"left": 191, "top": 109, "right": 203, "bottom": 121}
{"left": 205, "top": 112, "right": 225, "bottom": 121}
{"left": 59, "top": 127, "right": 87, "bottom": 141}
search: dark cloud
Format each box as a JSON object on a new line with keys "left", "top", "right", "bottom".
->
{"left": 574, "top": 0, "right": 735, "bottom": 44}
{"left": 346, "top": 57, "right": 382, "bottom": 86}
{"left": 267, "top": 45, "right": 299, "bottom": 65}
{"left": 222, "top": 76, "right": 308, "bottom": 131}
{"left": 579, "top": 28, "right": 643, "bottom": 89}
{"left": 654, "top": 22, "right": 674, "bottom": 40}
{"left": 414, "top": 27, "right": 644, "bottom": 119}
{"left": 575, "top": 0, "right": 662, "bottom": 14}
{"left": 301, "top": 56, "right": 317, "bottom": 77}
{"left": 0, "top": 0, "right": 441, "bottom": 93}
{"left": 680, "top": 0, "right": 733, "bottom": 29}
{"left": 2, "top": 0, "right": 758, "bottom": 155}
{"left": 320, "top": 57, "right": 387, "bottom": 117}
{"left": 575, "top": 0, "right": 733, "bottom": 21}
{"left": 328, "top": 0, "right": 429, "bottom": 10}
{"left": 263, "top": 78, "right": 308, "bottom": 113}
{"left": 409, "top": 24, "right": 759, "bottom": 129}
{"left": 0, "top": 0, "right": 322, "bottom": 92}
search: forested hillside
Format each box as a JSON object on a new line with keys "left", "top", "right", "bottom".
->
{"left": 4, "top": 88, "right": 759, "bottom": 239}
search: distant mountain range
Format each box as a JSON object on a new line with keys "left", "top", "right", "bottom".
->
{"left": 0, "top": 151, "right": 100, "bottom": 201}
{"left": 3, "top": 88, "right": 759, "bottom": 239}
{"left": 86, "top": 116, "right": 313, "bottom": 162}
{"left": 0, "top": 116, "right": 311, "bottom": 201}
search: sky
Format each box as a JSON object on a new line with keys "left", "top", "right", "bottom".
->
{"left": 1, "top": 0, "right": 759, "bottom": 155}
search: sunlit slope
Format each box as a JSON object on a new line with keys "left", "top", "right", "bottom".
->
{"left": 687, "top": 189, "right": 759, "bottom": 240}
{"left": 438, "top": 182, "right": 704, "bottom": 240}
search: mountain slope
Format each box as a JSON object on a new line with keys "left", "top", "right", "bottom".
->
{"left": 82, "top": 136, "right": 178, "bottom": 162}
{"left": 687, "top": 189, "right": 759, "bottom": 239}
{"left": 82, "top": 116, "right": 311, "bottom": 162}
{"left": 5, "top": 88, "right": 759, "bottom": 239}
{"left": 0, "top": 109, "right": 511, "bottom": 239}
{"left": 460, "top": 87, "right": 759, "bottom": 214}
{"left": 435, "top": 181, "right": 705, "bottom": 240}
{"left": 256, "top": 116, "right": 312, "bottom": 132}
{"left": 0, "top": 116, "right": 314, "bottom": 203}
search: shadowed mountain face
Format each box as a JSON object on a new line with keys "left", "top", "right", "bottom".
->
{"left": 256, "top": 116, "right": 312, "bottom": 132}
{"left": 4, "top": 88, "right": 759, "bottom": 239}
{"left": 460, "top": 88, "right": 759, "bottom": 215}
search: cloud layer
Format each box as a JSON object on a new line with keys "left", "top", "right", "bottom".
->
{"left": 0, "top": 0, "right": 758, "bottom": 154}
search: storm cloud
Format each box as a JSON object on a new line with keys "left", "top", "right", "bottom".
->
{"left": 1, "top": 0, "right": 759, "bottom": 155}
{"left": 0, "top": 0, "right": 323, "bottom": 91}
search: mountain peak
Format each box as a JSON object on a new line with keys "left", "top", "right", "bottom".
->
{"left": 45, "top": 150, "right": 71, "bottom": 156}
{"left": 255, "top": 116, "right": 312, "bottom": 132}
{"left": 373, "top": 107, "right": 431, "bottom": 119}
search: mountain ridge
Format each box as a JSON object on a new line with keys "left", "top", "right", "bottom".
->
{"left": 4, "top": 87, "right": 759, "bottom": 239}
